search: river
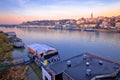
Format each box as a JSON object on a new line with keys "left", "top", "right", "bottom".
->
{"left": 0, "top": 27, "right": 120, "bottom": 63}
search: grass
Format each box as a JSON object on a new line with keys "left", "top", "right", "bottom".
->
{"left": 29, "top": 62, "right": 42, "bottom": 80}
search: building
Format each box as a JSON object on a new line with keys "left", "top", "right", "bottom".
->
{"left": 42, "top": 52, "right": 120, "bottom": 80}
{"left": 116, "top": 22, "right": 120, "bottom": 28}
{"left": 100, "top": 21, "right": 109, "bottom": 28}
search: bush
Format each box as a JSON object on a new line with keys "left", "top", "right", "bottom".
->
{"left": 6, "top": 52, "right": 13, "bottom": 58}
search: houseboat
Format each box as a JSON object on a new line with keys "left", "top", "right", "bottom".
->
{"left": 4, "top": 32, "right": 16, "bottom": 38}
{"left": 28, "top": 43, "right": 60, "bottom": 67}
{"left": 9, "top": 37, "right": 24, "bottom": 48}
{"left": 13, "top": 38, "right": 24, "bottom": 48}
{"left": 0, "top": 31, "right": 24, "bottom": 48}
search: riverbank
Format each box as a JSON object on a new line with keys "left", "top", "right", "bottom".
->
{"left": 0, "top": 32, "right": 29, "bottom": 80}
{"left": 0, "top": 65, "right": 28, "bottom": 80}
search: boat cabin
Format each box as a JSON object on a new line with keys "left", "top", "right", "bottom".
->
{"left": 28, "top": 43, "right": 60, "bottom": 67}
{"left": 5, "top": 32, "right": 16, "bottom": 38}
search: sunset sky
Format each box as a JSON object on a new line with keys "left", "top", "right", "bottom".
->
{"left": 0, "top": 0, "right": 120, "bottom": 24}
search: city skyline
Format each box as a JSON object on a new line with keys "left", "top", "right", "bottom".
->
{"left": 0, "top": 0, "right": 120, "bottom": 24}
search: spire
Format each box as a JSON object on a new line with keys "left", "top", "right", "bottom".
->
{"left": 91, "top": 12, "right": 93, "bottom": 18}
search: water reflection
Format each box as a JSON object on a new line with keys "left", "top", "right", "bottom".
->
{"left": 0, "top": 27, "right": 120, "bottom": 63}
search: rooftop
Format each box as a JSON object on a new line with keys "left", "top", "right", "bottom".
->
{"left": 28, "top": 43, "right": 57, "bottom": 55}
{"left": 48, "top": 52, "right": 120, "bottom": 80}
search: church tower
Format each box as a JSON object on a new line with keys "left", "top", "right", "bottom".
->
{"left": 91, "top": 12, "right": 93, "bottom": 18}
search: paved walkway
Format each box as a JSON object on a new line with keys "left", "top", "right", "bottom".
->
{"left": 27, "top": 66, "right": 39, "bottom": 80}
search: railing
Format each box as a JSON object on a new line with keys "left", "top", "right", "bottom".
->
{"left": 85, "top": 52, "right": 120, "bottom": 67}
{"left": 0, "top": 58, "right": 33, "bottom": 71}
{"left": 91, "top": 69, "right": 120, "bottom": 80}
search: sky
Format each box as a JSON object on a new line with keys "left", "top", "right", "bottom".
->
{"left": 0, "top": 0, "right": 120, "bottom": 24}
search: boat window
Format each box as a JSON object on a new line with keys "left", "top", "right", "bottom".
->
{"left": 45, "top": 76, "right": 48, "bottom": 80}
{"left": 41, "top": 53, "right": 43, "bottom": 57}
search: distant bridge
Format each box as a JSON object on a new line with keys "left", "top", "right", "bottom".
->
{"left": 0, "top": 57, "right": 33, "bottom": 71}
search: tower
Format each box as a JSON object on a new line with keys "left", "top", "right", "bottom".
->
{"left": 91, "top": 12, "right": 93, "bottom": 18}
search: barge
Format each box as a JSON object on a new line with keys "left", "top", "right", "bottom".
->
{"left": 28, "top": 43, "right": 60, "bottom": 67}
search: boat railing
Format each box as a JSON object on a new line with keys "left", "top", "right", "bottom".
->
{"left": 91, "top": 69, "right": 120, "bottom": 80}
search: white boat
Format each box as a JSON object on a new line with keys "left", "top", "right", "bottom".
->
{"left": 14, "top": 41, "right": 24, "bottom": 47}
{"left": 28, "top": 43, "right": 60, "bottom": 66}
{"left": 9, "top": 37, "right": 24, "bottom": 48}
{"left": 5, "top": 32, "right": 16, "bottom": 38}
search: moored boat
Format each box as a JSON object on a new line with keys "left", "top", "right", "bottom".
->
{"left": 4, "top": 32, "right": 16, "bottom": 38}
{"left": 13, "top": 40, "right": 24, "bottom": 48}
{"left": 28, "top": 43, "right": 60, "bottom": 67}
{"left": 84, "top": 28, "right": 97, "bottom": 32}
{"left": 9, "top": 37, "right": 24, "bottom": 48}
{"left": 97, "top": 29, "right": 110, "bottom": 32}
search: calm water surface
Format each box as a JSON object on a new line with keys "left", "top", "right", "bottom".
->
{"left": 0, "top": 27, "right": 120, "bottom": 63}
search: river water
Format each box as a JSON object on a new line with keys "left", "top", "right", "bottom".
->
{"left": 0, "top": 27, "right": 120, "bottom": 63}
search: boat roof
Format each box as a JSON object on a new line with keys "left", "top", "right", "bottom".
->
{"left": 6, "top": 32, "right": 16, "bottom": 35}
{"left": 28, "top": 43, "right": 57, "bottom": 54}
{"left": 48, "top": 52, "right": 120, "bottom": 80}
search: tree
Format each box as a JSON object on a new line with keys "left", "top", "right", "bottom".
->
{"left": 0, "top": 33, "right": 8, "bottom": 43}
{"left": 0, "top": 33, "right": 13, "bottom": 60}
{"left": 6, "top": 52, "right": 13, "bottom": 58}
